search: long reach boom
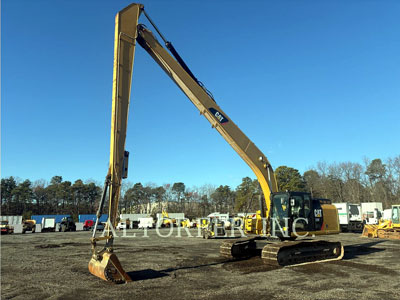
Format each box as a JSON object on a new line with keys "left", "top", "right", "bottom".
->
{"left": 89, "top": 3, "right": 343, "bottom": 284}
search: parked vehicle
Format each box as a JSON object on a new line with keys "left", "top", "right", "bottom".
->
{"left": 42, "top": 217, "right": 56, "bottom": 232}
{"left": 362, "top": 204, "right": 400, "bottom": 239}
{"left": 91, "top": 222, "right": 105, "bottom": 232}
{"left": 59, "top": 217, "right": 76, "bottom": 232}
{"left": 202, "top": 218, "right": 226, "bottom": 239}
{"left": 361, "top": 202, "right": 383, "bottom": 225}
{"left": 117, "top": 219, "right": 130, "bottom": 230}
{"left": 131, "top": 221, "right": 139, "bottom": 229}
{"left": 0, "top": 220, "right": 14, "bottom": 234}
{"left": 363, "top": 209, "right": 382, "bottom": 225}
{"left": 117, "top": 221, "right": 127, "bottom": 230}
{"left": 87, "top": 3, "right": 345, "bottom": 283}
{"left": 84, "top": 220, "right": 94, "bottom": 231}
{"left": 333, "top": 203, "right": 363, "bottom": 232}
{"left": 138, "top": 217, "right": 154, "bottom": 229}
{"left": 22, "top": 220, "right": 36, "bottom": 233}
{"left": 159, "top": 211, "right": 176, "bottom": 227}
{"left": 180, "top": 219, "right": 194, "bottom": 228}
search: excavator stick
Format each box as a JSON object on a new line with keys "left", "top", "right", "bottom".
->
{"left": 89, "top": 252, "right": 131, "bottom": 284}
{"left": 88, "top": 179, "right": 131, "bottom": 283}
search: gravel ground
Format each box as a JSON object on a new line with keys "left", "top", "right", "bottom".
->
{"left": 1, "top": 228, "right": 399, "bottom": 300}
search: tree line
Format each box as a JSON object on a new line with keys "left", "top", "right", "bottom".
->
{"left": 1, "top": 156, "right": 399, "bottom": 220}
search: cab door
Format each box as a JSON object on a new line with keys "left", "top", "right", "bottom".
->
{"left": 311, "top": 200, "right": 324, "bottom": 231}
{"left": 392, "top": 206, "right": 400, "bottom": 225}
{"left": 289, "top": 193, "right": 313, "bottom": 232}
{"left": 270, "top": 193, "right": 290, "bottom": 238}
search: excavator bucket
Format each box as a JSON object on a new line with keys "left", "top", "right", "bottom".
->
{"left": 88, "top": 252, "right": 131, "bottom": 284}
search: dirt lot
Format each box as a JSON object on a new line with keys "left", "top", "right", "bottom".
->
{"left": 1, "top": 228, "right": 399, "bottom": 300}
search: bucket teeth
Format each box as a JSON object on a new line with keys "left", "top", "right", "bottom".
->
{"left": 88, "top": 252, "right": 131, "bottom": 283}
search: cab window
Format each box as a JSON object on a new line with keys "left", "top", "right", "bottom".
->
{"left": 272, "top": 194, "right": 289, "bottom": 219}
{"left": 291, "top": 195, "right": 310, "bottom": 218}
{"left": 393, "top": 207, "right": 399, "bottom": 223}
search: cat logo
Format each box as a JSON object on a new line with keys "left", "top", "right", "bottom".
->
{"left": 208, "top": 108, "right": 228, "bottom": 124}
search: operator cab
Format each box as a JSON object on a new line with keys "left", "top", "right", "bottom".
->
{"left": 270, "top": 192, "right": 324, "bottom": 238}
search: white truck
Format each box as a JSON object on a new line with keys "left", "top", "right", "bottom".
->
{"left": 117, "top": 221, "right": 128, "bottom": 230}
{"left": 333, "top": 202, "right": 363, "bottom": 232}
{"left": 41, "top": 217, "right": 56, "bottom": 232}
{"left": 138, "top": 217, "right": 154, "bottom": 229}
{"left": 382, "top": 209, "right": 392, "bottom": 221}
{"left": 361, "top": 202, "right": 383, "bottom": 225}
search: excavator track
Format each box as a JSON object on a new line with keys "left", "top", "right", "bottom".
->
{"left": 220, "top": 238, "right": 258, "bottom": 259}
{"left": 220, "top": 238, "right": 344, "bottom": 266}
{"left": 261, "top": 240, "right": 344, "bottom": 266}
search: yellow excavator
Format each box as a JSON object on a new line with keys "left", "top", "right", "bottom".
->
{"left": 89, "top": 3, "right": 344, "bottom": 283}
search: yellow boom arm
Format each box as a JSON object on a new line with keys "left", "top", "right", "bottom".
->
{"left": 108, "top": 4, "right": 142, "bottom": 228}
{"left": 88, "top": 4, "right": 142, "bottom": 284}
{"left": 135, "top": 10, "right": 278, "bottom": 214}
{"left": 89, "top": 3, "right": 278, "bottom": 283}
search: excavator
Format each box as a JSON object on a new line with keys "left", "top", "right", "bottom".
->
{"left": 89, "top": 3, "right": 344, "bottom": 283}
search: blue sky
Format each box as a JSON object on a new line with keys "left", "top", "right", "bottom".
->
{"left": 2, "top": 0, "right": 400, "bottom": 188}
